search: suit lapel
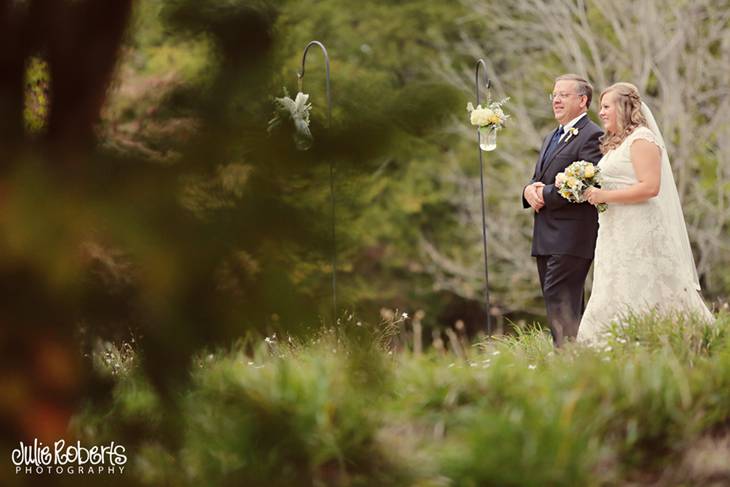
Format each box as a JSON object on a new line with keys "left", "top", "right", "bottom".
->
{"left": 534, "top": 131, "right": 553, "bottom": 176}
{"left": 536, "top": 115, "right": 590, "bottom": 181}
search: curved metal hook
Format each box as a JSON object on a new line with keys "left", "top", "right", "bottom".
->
{"left": 475, "top": 58, "right": 492, "bottom": 106}
{"left": 298, "top": 40, "right": 332, "bottom": 128}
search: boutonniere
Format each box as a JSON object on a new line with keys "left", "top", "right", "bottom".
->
{"left": 564, "top": 127, "right": 579, "bottom": 142}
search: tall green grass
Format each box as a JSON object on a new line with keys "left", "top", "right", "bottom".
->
{"left": 74, "top": 312, "right": 730, "bottom": 486}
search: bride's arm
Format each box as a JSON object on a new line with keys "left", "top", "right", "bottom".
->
{"left": 586, "top": 139, "right": 661, "bottom": 204}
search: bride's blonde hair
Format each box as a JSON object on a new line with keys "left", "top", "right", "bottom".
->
{"left": 599, "top": 82, "right": 647, "bottom": 153}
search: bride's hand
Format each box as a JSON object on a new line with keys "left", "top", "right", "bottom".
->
{"left": 585, "top": 187, "right": 607, "bottom": 205}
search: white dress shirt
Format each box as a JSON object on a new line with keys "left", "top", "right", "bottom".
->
{"left": 559, "top": 112, "right": 587, "bottom": 141}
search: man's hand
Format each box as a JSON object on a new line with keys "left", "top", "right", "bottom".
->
{"left": 524, "top": 182, "right": 546, "bottom": 212}
{"left": 535, "top": 184, "right": 545, "bottom": 207}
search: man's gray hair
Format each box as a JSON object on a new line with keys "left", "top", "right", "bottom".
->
{"left": 555, "top": 74, "right": 593, "bottom": 107}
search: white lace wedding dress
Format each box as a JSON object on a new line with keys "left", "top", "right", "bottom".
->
{"left": 577, "top": 118, "right": 713, "bottom": 344}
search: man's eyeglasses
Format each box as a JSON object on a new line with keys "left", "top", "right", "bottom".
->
{"left": 549, "top": 92, "right": 584, "bottom": 102}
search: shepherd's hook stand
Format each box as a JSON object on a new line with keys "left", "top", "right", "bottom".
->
{"left": 475, "top": 58, "right": 493, "bottom": 335}
{"left": 298, "top": 41, "right": 336, "bottom": 324}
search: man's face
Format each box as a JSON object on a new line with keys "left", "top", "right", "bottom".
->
{"left": 551, "top": 80, "right": 587, "bottom": 125}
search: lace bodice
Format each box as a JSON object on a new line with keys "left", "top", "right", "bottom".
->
{"left": 598, "top": 126, "right": 662, "bottom": 190}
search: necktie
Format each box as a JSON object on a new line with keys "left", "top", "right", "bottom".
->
{"left": 539, "top": 126, "right": 563, "bottom": 173}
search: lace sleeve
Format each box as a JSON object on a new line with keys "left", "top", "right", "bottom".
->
{"left": 629, "top": 126, "right": 663, "bottom": 150}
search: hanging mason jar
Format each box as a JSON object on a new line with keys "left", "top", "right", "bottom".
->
{"left": 479, "top": 125, "right": 498, "bottom": 152}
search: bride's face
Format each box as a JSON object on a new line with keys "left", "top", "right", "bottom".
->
{"left": 599, "top": 91, "right": 618, "bottom": 133}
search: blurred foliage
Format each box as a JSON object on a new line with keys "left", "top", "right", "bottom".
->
{"left": 23, "top": 57, "right": 49, "bottom": 134}
{"left": 1, "top": 2, "right": 462, "bottom": 483}
{"left": 273, "top": 1, "right": 504, "bottom": 331}
{"left": 71, "top": 312, "right": 730, "bottom": 486}
{"left": 1, "top": 1, "right": 728, "bottom": 486}
{"left": 100, "top": 0, "right": 482, "bottom": 331}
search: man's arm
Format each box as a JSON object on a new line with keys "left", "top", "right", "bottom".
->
{"left": 522, "top": 160, "right": 538, "bottom": 209}
{"left": 522, "top": 182, "right": 533, "bottom": 208}
{"left": 540, "top": 180, "right": 569, "bottom": 210}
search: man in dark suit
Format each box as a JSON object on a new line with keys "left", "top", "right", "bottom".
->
{"left": 522, "top": 74, "right": 603, "bottom": 346}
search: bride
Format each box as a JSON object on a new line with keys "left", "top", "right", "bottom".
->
{"left": 577, "top": 82, "right": 712, "bottom": 343}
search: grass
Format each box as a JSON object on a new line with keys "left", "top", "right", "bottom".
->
{"left": 72, "top": 312, "right": 730, "bottom": 486}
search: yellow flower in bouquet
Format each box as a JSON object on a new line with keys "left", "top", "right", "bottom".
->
{"left": 470, "top": 107, "right": 495, "bottom": 126}
{"left": 555, "top": 160, "right": 607, "bottom": 212}
{"left": 488, "top": 114, "right": 502, "bottom": 125}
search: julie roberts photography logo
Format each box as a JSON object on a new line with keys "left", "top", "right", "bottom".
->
{"left": 12, "top": 439, "right": 127, "bottom": 475}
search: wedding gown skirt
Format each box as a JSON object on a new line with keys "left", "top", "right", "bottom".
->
{"left": 577, "top": 127, "right": 712, "bottom": 344}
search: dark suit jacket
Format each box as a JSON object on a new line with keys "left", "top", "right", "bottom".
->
{"left": 522, "top": 114, "right": 603, "bottom": 259}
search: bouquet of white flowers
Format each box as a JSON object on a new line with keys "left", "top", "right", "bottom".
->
{"left": 268, "top": 88, "right": 313, "bottom": 150}
{"left": 555, "top": 160, "right": 607, "bottom": 212}
{"left": 466, "top": 96, "right": 509, "bottom": 151}
{"left": 466, "top": 101, "right": 509, "bottom": 127}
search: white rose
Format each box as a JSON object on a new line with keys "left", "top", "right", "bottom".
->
{"left": 471, "top": 108, "right": 494, "bottom": 126}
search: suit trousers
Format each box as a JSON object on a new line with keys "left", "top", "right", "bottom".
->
{"left": 536, "top": 254, "right": 592, "bottom": 346}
